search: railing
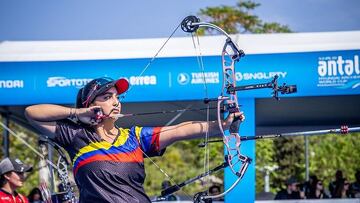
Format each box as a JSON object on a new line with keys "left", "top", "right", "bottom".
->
{"left": 257, "top": 199, "right": 360, "bottom": 203}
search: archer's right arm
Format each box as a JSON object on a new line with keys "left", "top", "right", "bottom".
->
{"left": 25, "top": 104, "right": 74, "bottom": 139}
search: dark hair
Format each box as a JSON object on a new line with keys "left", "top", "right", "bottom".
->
{"left": 76, "top": 88, "right": 84, "bottom": 108}
{"left": 0, "top": 171, "right": 14, "bottom": 187}
{"left": 209, "top": 185, "right": 221, "bottom": 194}
{"left": 28, "top": 187, "right": 43, "bottom": 202}
{"left": 355, "top": 170, "right": 360, "bottom": 180}
{"left": 0, "top": 174, "right": 7, "bottom": 187}
{"left": 335, "top": 170, "right": 343, "bottom": 180}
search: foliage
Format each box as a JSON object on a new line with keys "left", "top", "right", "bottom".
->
{"left": 272, "top": 137, "right": 305, "bottom": 191}
{"left": 255, "top": 139, "right": 276, "bottom": 193}
{"left": 308, "top": 133, "right": 360, "bottom": 191}
{"left": 0, "top": 115, "right": 41, "bottom": 195}
{"left": 255, "top": 132, "right": 360, "bottom": 195}
{"left": 144, "top": 139, "right": 224, "bottom": 197}
{"left": 198, "top": 0, "right": 291, "bottom": 35}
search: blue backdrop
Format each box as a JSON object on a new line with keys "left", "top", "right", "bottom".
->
{"left": 1, "top": 49, "right": 359, "bottom": 202}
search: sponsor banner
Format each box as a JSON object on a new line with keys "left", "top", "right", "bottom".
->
{"left": 177, "top": 72, "right": 219, "bottom": 85}
{"left": 0, "top": 49, "right": 359, "bottom": 105}
{"left": 0, "top": 80, "right": 24, "bottom": 88}
{"left": 47, "top": 77, "right": 92, "bottom": 88}
{"left": 317, "top": 55, "right": 360, "bottom": 89}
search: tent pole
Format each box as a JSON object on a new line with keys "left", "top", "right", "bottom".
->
{"left": 1, "top": 113, "right": 10, "bottom": 157}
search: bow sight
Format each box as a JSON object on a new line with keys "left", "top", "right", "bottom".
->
{"left": 227, "top": 74, "right": 297, "bottom": 100}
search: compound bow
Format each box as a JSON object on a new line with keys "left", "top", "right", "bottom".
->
{"left": 132, "top": 15, "right": 297, "bottom": 202}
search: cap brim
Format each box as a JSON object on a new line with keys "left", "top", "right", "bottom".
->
{"left": 115, "top": 78, "right": 129, "bottom": 95}
{"left": 24, "top": 165, "right": 33, "bottom": 172}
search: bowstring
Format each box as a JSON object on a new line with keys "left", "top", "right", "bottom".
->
{"left": 0, "top": 121, "right": 59, "bottom": 170}
{"left": 120, "top": 21, "right": 194, "bottom": 200}
{"left": 191, "top": 32, "right": 211, "bottom": 190}
{"left": 120, "top": 23, "right": 181, "bottom": 101}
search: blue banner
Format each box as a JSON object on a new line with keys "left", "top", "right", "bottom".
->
{"left": 0, "top": 49, "right": 359, "bottom": 105}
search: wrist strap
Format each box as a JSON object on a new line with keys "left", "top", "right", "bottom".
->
{"left": 68, "top": 108, "right": 79, "bottom": 123}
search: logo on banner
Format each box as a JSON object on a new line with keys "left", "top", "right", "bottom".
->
{"left": 317, "top": 55, "right": 360, "bottom": 89}
{"left": 128, "top": 75, "right": 157, "bottom": 86}
{"left": 47, "top": 77, "right": 92, "bottom": 88}
{"left": 0, "top": 80, "right": 24, "bottom": 88}
{"left": 235, "top": 72, "right": 287, "bottom": 81}
{"left": 177, "top": 73, "right": 190, "bottom": 85}
{"left": 177, "top": 72, "right": 219, "bottom": 85}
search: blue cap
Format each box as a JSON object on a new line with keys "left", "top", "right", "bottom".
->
{"left": 76, "top": 77, "right": 129, "bottom": 108}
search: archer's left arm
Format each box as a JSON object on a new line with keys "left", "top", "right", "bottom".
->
{"left": 158, "top": 112, "right": 244, "bottom": 149}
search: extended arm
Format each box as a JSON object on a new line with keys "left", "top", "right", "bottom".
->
{"left": 158, "top": 112, "right": 244, "bottom": 149}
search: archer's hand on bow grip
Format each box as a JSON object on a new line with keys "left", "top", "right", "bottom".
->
{"left": 224, "top": 112, "right": 245, "bottom": 134}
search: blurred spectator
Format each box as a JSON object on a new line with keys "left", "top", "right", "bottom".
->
{"left": 351, "top": 170, "right": 360, "bottom": 198}
{"left": 303, "top": 175, "right": 318, "bottom": 198}
{"left": 28, "top": 187, "right": 44, "bottom": 203}
{"left": 308, "top": 179, "right": 329, "bottom": 199}
{"left": 161, "top": 180, "right": 179, "bottom": 201}
{"left": 329, "top": 170, "right": 343, "bottom": 197}
{"left": 208, "top": 184, "right": 224, "bottom": 201}
{"left": 0, "top": 157, "right": 33, "bottom": 203}
{"left": 274, "top": 177, "right": 301, "bottom": 200}
{"left": 333, "top": 178, "right": 354, "bottom": 198}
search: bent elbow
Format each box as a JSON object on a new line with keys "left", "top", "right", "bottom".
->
{"left": 24, "top": 106, "right": 35, "bottom": 121}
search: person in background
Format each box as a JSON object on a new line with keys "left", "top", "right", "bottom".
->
{"left": 333, "top": 178, "right": 354, "bottom": 198}
{"left": 350, "top": 170, "right": 360, "bottom": 198}
{"left": 329, "top": 170, "right": 343, "bottom": 197}
{"left": 0, "top": 157, "right": 33, "bottom": 203}
{"left": 28, "top": 187, "right": 44, "bottom": 203}
{"left": 274, "top": 177, "right": 301, "bottom": 200}
{"left": 303, "top": 175, "right": 318, "bottom": 198}
{"left": 308, "top": 179, "right": 329, "bottom": 199}
{"left": 208, "top": 184, "right": 224, "bottom": 201}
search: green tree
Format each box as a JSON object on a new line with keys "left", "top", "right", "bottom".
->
{"left": 0, "top": 115, "right": 40, "bottom": 195}
{"left": 272, "top": 137, "right": 305, "bottom": 191}
{"left": 198, "top": 0, "right": 291, "bottom": 35}
{"left": 255, "top": 139, "right": 277, "bottom": 193}
{"left": 309, "top": 133, "right": 360, "bottom": 190}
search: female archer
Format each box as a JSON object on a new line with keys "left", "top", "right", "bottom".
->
{"left": 25, "top": 77, "right": 244, "bottom": 203}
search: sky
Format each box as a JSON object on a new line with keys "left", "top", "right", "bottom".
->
{"left": 0, "top": 0, "right": 359, "bottom": 41}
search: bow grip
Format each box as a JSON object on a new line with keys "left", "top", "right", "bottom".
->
{"left": 229, "top": 115, "right": 241, "bottom": 135}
